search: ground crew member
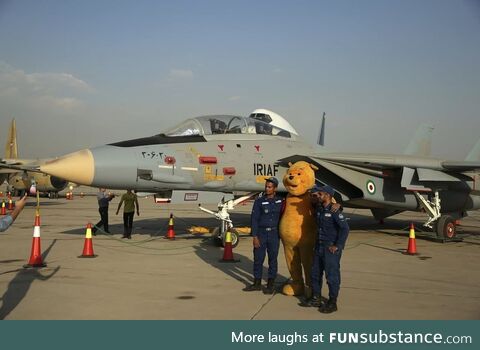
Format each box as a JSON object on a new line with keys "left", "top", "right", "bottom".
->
{"left": 116, "top": 189, "right": 140, "bottom": 239}
{"left": 93, "top": 188, "right": 114, "bottom": 235}
{"left": 308, "top": 185, "right": 349, "bottom": 313}
{"left": 0, "top": 194, "right": 27, "bottom": 232}
{"left": 244, "top": 177, "right": 284, "bottom": 294}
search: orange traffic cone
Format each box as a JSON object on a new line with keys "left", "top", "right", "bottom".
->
{"left": 405, "top": 223, "right": 418, "bottom": 255}
{"left": 79, "top": 223, "right": 97, "bottom": 258}
{"left": 1, "top": 201, "right": 6, "bottom": 215}
{"left": 165, "top": 213, "right": 176, "bottom": 239}
{"left": 219, "top": 231, "right": 239, "bottom": 263}
{"left": 24, "top": 211, "right": 46, "bottom": 268}
{"left": 8, "top": 198, "right": 14, "bottom": 210}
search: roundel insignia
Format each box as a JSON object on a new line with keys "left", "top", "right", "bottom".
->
{"left": 366, "top": 180, "right": 376, "bottom": 195}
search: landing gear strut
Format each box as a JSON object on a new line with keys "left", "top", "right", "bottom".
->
{"left": 413, "top": 191, "right": 458, "bottom": 240}
{"left": 198, "top": 192, "right": 257, "bottom": 248}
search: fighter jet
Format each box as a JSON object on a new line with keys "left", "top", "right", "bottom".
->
{"left": 3, "top": 110, "right": 480, "bottom": 245}
{"left": 0, "top": 119, "right": 68, "bottom": 197}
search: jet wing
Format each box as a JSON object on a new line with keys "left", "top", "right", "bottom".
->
{"left": 310, "top": 153, "right": 446, "bottom": 171}
{"left": 0, "top": 157, "right": 50, "bottom": 173}
{"left": 277, "top": 153, "right": 477, "bottom": 201}
{"left": 0, "top": 158, "right": 41, "bottom": 166}
{"left": 0, "top": 168, "right": 21, "bottom": 174}
{"left": 280, "top": 153, "right": 480, "bottom": 172}
{"left": 0, "top": 162, "right": 41, "bottom": 173}
{"left": 441, "top": 161, "right": 480, "bottom": 172}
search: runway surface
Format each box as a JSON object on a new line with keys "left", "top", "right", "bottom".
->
{"left": 0, "top": 192, "right": 479, "bottom": 319}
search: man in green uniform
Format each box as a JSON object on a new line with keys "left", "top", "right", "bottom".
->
{"left": 116, "top": 189, "right": 140, "bottom": 239}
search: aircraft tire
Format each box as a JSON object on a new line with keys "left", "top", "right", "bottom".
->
{"left": 211, "top": 228, "right": 239, "bottom": 248}
{"left": 222, "top": 229, "right": 239, "bottom": 248}
{"left": 435, "top": 215, "right": 456, "bottom": 240}
{"left": 211, "top": 228, "right": 223, "bottom": 246}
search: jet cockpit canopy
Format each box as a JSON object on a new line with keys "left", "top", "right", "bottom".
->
{"left": 163, "top": 115, "right": 292, "bottom": 138}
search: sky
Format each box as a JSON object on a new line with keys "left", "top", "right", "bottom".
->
{"left": 0, "top": 0, "right": 479, "bottom": 159}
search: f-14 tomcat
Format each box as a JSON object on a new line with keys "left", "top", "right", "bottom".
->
{"left": 5, "top": 109, "right": 480, "bottom": 245}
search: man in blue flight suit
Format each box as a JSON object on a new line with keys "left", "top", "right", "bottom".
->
{"left": 307, "top": 185, "right": 349, "bottom": 313}
{"left": 243, "top": 177, "right": 284, "bottom": 294}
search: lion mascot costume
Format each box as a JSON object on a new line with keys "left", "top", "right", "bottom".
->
{"left": 279, "top": 161, "right": 318, "bottom": 296}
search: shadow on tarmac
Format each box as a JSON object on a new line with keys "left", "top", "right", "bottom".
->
{"left": 24, "top": 202, "right": 63, "bottom": 207}
{"left": 0, "top": 240, "right": 60, "bottom": 319}
{"left": 60, "top": 213, "right": 253, "bottom": 237}
{"left": 193, "top": 239, "right": 290, "bottom": 293}
{"left": 53, "top": 204, "right": 476, "bottom": 243}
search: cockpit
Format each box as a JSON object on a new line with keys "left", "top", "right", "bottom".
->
{"left": 162, "top": 115, "right": 292, "bottom": 138}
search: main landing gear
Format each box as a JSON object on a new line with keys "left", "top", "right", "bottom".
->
{"left": 198, "top": 192, "right": 257, "bottom": 248}
{"left": 413, "top": 191, "right": 461, "bottom": 240}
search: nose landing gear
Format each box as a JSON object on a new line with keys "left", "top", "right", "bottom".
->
{"left": 198, "top": 192, "right": 257, "bottom": 248}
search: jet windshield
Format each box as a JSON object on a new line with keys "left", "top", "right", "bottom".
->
{"left": 163, "top": 115, "right": 291, "bottom": 138}
{"left": 163, "top": 119, "right": 202, "bottom": 137}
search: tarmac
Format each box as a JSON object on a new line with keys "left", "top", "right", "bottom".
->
{"left": 0, "top": 189, "right": 479, "bottom": 320}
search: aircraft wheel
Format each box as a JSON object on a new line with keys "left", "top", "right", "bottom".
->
{"left": 211, "top": 227, "right": 223, "bottom": 246}
{"left": 222, "top": 229, "right": 239, "bottom": 248}
{"left": 211, "top": 228, "right": 239, "bottom": 248}
{"left": 435, "top": 215, "right": 456, "bottom": 240}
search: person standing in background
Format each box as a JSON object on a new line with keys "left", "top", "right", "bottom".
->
{"left": 116, "top": 189, "right": 139, "bottom": 239}
{"left": 93, "top": 188, "right": 114, "bottom": 235}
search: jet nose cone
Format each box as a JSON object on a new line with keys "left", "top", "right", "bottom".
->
{"left": 40, "top": 149, "right": 94, "bottom": 185}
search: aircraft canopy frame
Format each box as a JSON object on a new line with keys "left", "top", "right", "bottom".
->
{"left": 162, "top": 115, "right": 292, "bottom": 138}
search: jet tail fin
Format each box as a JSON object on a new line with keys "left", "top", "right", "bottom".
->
{"left": 317, "top": 112, "right": 326, "bottom": 146}
{"left": 465, "top": 139, "right": 480, "bottom": 161}
{"left": 403, "top": 123, "right": 434, "bottom": 156}
{"left": 4, "top": 119, "right": 18, "bottom": 159}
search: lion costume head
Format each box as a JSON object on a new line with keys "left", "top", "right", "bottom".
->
{"left": 283, "top": 161, "right": 318, "bottom": 196}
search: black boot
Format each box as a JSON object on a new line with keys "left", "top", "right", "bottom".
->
{"left": 299, "top": 295, "right": 322, "bottom": 307}
{"left": 243, "top": 278, "right": 262, "bottom": 291}
{"left": 319, "top": 298, "right": 338, "bottom": 313}
{"left": 263, "top": 278, "right": 275, "bottom": 294}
